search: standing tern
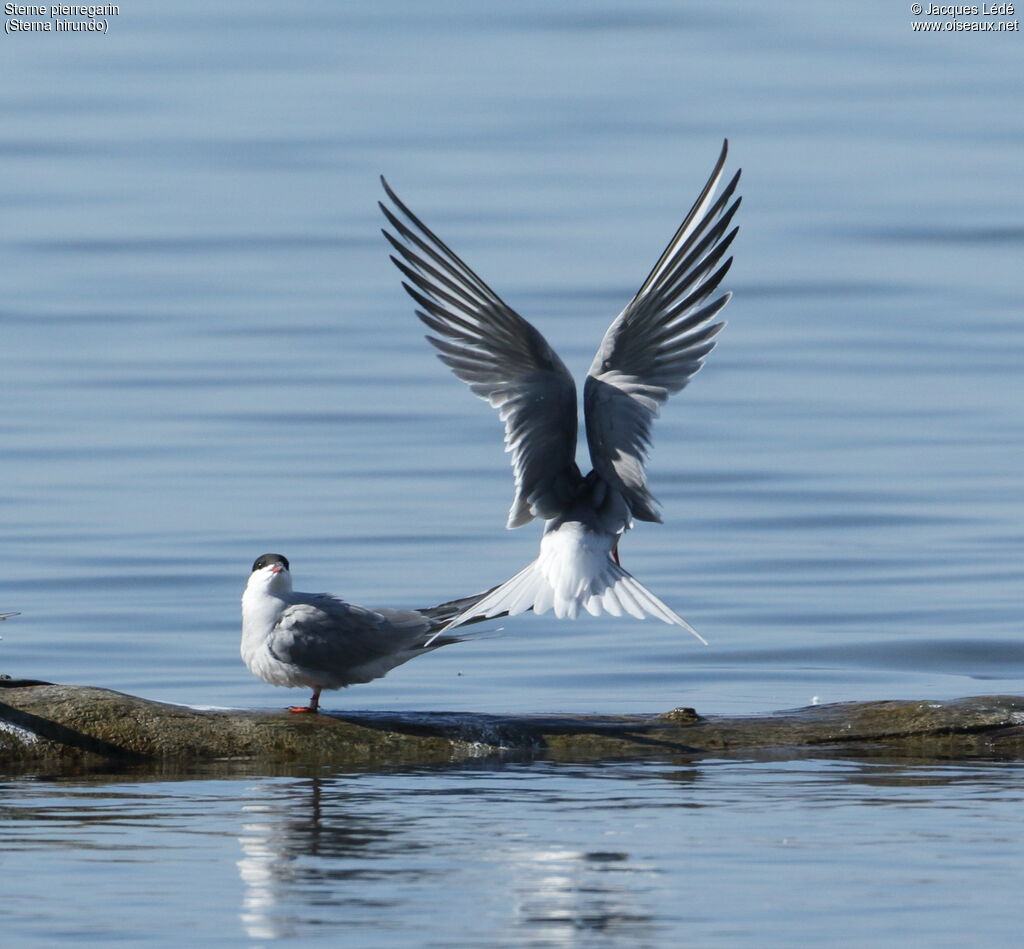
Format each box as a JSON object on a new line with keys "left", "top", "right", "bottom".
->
{"left": 380, "top": 140, "right": 740, "bottom": 641}
{"left": 241, "top": 553, "right": 491, "bottom": 713}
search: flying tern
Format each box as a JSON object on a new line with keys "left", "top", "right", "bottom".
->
{"left": 381, "top": 140, "right": 740, "bottom": 641}
{"left": 241, "top": 553, "right": 490, "bottom": 713}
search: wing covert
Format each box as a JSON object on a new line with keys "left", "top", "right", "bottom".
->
{"left": 269, "top": 597, "right": 396, "bottom": 671}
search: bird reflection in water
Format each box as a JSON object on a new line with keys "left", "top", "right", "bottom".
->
{"left": 236, "top": 777, "right": 400, "bottom": 941}
{"left": 511, "top": 847, "right": 659, "bottom": 943}
{"left": 235, "top": 769, "right": 675, "bottom": 944}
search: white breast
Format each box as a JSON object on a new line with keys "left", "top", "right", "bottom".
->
{"left": 240, "top": 588, "right": 297, "bottom": 687}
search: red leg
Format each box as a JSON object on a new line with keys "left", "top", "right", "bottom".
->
{"left": 288, "top": 688, "right": 321, "bottom": 714}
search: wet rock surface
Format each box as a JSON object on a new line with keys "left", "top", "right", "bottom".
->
{"left": 3, "top": 681, "right": 1024, "bottom": 771}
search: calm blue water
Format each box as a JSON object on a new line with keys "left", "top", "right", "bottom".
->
{"left": 2, "top": 0, "right": 1023, "bottom": 944}
{"left": 4, "top": 757, "right": 1024, "bottom": 948}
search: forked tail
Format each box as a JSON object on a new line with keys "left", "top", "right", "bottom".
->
{"left": 426, "top": 559, "right": 707, "bottom": 645}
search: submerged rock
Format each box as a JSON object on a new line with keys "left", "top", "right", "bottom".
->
{"left": 2, "top": 680, "right": 1024, "bottom": 771}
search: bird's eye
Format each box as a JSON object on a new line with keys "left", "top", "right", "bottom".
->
{"left": 251, "top": 553, "right": 289, "bottom": 573}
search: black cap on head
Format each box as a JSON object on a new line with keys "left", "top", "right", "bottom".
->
{"left": 252, "top": 553, "right": 290, "bottom": 573}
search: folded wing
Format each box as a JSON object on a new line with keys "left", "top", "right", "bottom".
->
{"left": 269, "top": 596, "right": 434, "bottom": 686}
{"left": 584, "top": 140, "right": 741, "bottom": 523}
{"left": 380, "top": 179, "right": 579, "bottom": 529}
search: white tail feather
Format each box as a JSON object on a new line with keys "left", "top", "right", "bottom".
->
{"left": 428, "top": 557, "right": 707, "bottom": 645}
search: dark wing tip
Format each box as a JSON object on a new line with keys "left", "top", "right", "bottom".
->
{"left": 380, "top": 175, "right": 400, "bottom": 204}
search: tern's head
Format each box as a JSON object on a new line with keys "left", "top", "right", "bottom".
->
{"left": 248, "top": 553, "right": 293, "bottom": 595}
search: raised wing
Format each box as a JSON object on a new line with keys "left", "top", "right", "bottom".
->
{"left": 380, "top": 179, "right": 579, "bottom": 529}
{"left": 584, "top": 140, "right": 741, "bottom": 523}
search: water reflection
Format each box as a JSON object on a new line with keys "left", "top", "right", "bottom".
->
{"left": 236, "top": 796, "right": 656, "bottom": 944}
{"left": 234, "top": 762, "right": 685, "bottom": 945}
{"left": 232, "top": 766, "right": 695, "bottom": 945}
{"left": 509, "top": 847, "right": 657, "bottom": 943}
{"left": 237, "top": 776, "right": 408, "bottom": 940}
{"left": 219, "top": 757, "right": 1024, "bottom": 944}
{"left": 2, "top": 755, "right": 1024, "bottom": 946}
{"left": 237, "top": 792, "right": 307, "bottom": 942}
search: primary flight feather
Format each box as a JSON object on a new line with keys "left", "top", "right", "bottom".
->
{"left": 380, "top": 140, "right": 740, "bottom": 640}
